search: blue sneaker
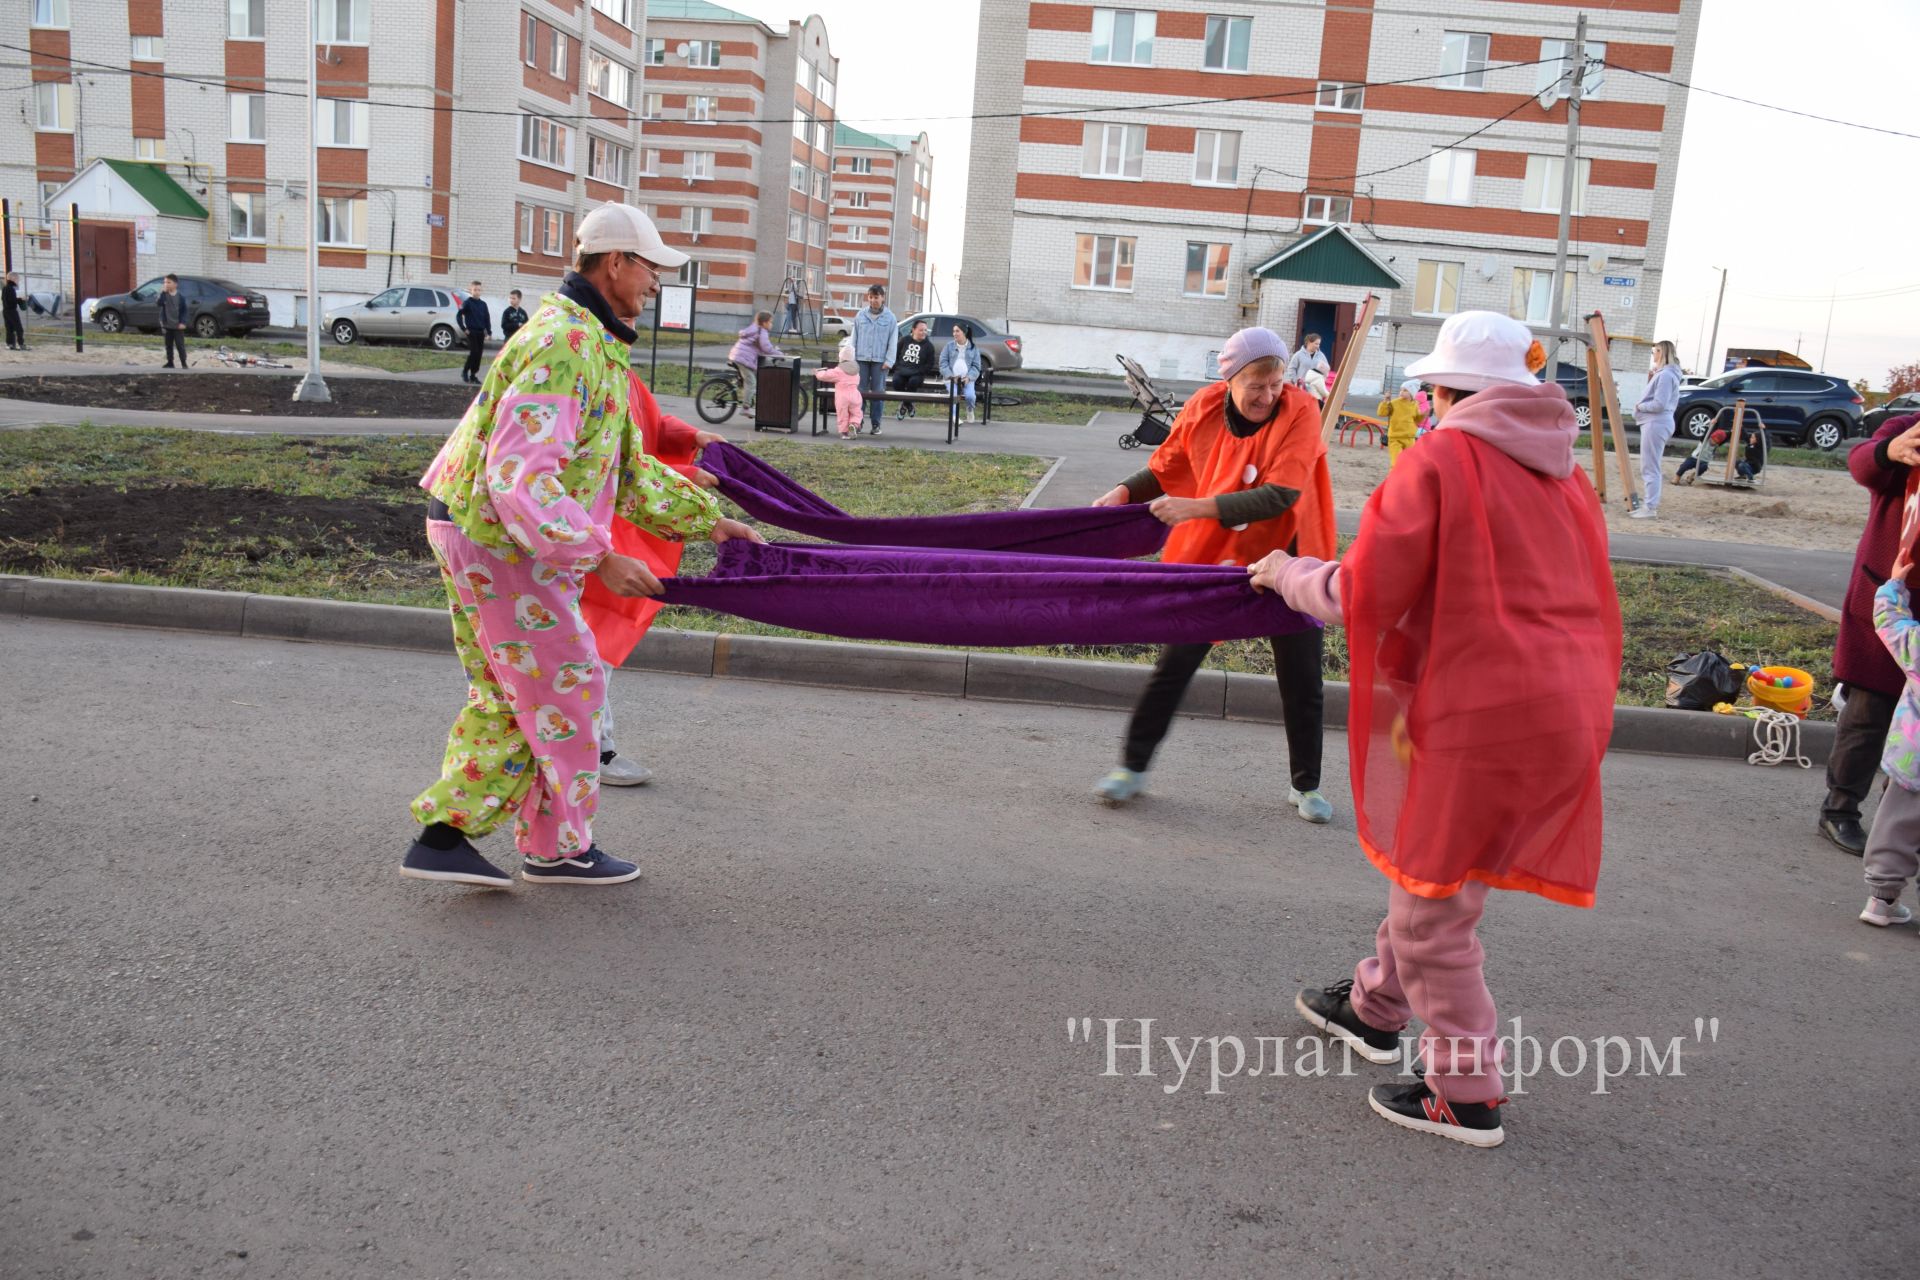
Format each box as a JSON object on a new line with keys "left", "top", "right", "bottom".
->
{"left": 1289, "top": 788, "right": 1334, "bottom": 824}
{"left": 400, "top": 837, "right": 512, "bottom": 887}
{"left": 520, "top": 846, "right": 642, "bottom": 886}
{"left": 1094, "top": 768, "right": 1147, "bottom": 805}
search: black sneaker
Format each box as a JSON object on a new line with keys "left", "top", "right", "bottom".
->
{"left": 1368, "top": 1081, "right": 1506, "bottom": 1148}
{"left": 520, "top": 846, "right": 642, "bottom": 886}
{"left": 870, "top": 423, "right": 883, "bottom": 436}
{"left": 1819, "top": 818, "right": 1867, "bottom": 856}
{"left": 1295, "top": 979, "right": 1402, "bottom": 1064}
{"left": 399, "top": 837, "right": 512, "bottom": 887}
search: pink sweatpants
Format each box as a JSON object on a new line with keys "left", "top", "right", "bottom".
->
{"left": 1348, "top": 881, "right": 1505, "bottom": 1104}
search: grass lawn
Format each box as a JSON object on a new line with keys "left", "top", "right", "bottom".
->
{"left": 0, "top": 426, "right": 1835, "bottom": 711}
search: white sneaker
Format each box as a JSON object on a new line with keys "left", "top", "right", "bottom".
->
{"left": 599, "top": 754, "right": 653, "bottom": 787}
{"left": 1288, "top": 788, "right": 1334, "bottom": 824}
{"left": 1628, "top": 506, "right": 1658, "bottom": 520}
{"left": 1860, "top": 896, "right": 1914, "bottom": 927}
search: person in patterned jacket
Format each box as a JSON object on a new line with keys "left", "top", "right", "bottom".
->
{"left": 401, "top": 204, "right": 760, "bottom": 889}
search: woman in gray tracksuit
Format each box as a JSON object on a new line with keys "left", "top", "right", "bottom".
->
{"left": 1631, "top": 339, "right": 1684, "bottom": 520}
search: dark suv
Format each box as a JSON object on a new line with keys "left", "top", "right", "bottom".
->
{"left": 1863, "top": 391, "right": 1920, "bottom": 435}
{"left": 92, "top": 276, "right": 272, "bottom": 339}
{"left": 1676, "top": 368, "right": 1864, "bottom": 450}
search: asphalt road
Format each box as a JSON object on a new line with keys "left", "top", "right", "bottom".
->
{"left": 3, "top": 617, "right": 1912, "bottom": 1279}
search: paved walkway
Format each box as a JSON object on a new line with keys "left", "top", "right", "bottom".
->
{"left": 1, "top": 616, "right": 1906, "bottom": 1279}
{"left": 0, "top": 365, "right": 1856, "bottom": 608}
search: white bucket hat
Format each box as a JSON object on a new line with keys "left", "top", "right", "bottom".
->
{"left": 1403, "top": 311, "right": 1540, "bottom": 392}
{"left": 575, "top": 203, "right": 688, "bottom": 270}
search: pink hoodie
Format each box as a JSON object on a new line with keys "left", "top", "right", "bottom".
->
{"left": 1272, "top": 382, "right": 1578, "bottom": 621}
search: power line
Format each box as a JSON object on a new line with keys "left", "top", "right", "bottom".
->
{"left": 1731, "top": 281, "right": 1920, "bottom": 304}
{"left": 1610, "top": 64, "right": 1920, "bottom": 143}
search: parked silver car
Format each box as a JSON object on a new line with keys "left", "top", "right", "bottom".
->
{"left": 896, "top": 312, "right": 1024, "bottom": 372}
{"left": 325, "top": 285, "right": 470, "bottom": 349}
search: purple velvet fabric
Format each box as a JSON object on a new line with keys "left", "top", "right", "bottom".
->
{"left": 699, "top": 440, "right": 1170, "bottom": 559}
{"left": 659, "top": 540, "right": 1315, "bottom": 647}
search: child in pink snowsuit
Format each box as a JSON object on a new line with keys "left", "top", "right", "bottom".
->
{"left": 814, "top": 358, "right": 864, "bottom": 438}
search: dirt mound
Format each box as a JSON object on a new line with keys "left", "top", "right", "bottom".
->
{"left": 0, "top": 373, "right": 473, "bottom": 419}
{"left": 0, "top": 484, "right": 428, "bottom": 574}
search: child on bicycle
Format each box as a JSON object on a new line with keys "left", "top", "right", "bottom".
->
{"left": 727, "top": 310, "right": 785, "bottom": 413}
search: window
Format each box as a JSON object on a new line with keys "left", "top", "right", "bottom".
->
{"left": 134, "top": 136, "right": 165, "bottom": 161}
{"left": 1439, "top": 31, "right": 1489, "bottom": 88}
{"left": 816, "top": 75, "right": 835, "bottom": 109}
{"left": 229, "top": 0, "right": 263, "bottom": 39}
{"left": 542, "top": 209, "right": 565, "bottom": 255}
{"left": 678, "top": 261, "right": 710, "bottom": 287}
{"left": 1303, "top": 195, "right": 1352, "bottom": 226}
{"left": 1511, "top": 267, "right": 1576, "bottom": 324}
{"left": 519, "top": 206, "right": 535, "bottom": 252}
{"left": 588, "top": 53, "right": 634, "bottom": 107}
{"left": 687, "top": 94, "right": 714, "bottom": 122}
{"left": 590, "top": 0, "right": 633, "bottom": 26}
{"left": 1192, "top": 129, "right": 1239, "bottom": 185}
{"left": 808, "top": 219, "right": 825, "bottom": 247}
{"left": 1073, "top": 233, "right": 1135, "bottom": 291}
{"left": 550, "top": 31, "right": 569, "bottom": 78}
{"left": 1539, "top": 39, "right": 1606, "bottom": 99}
{"left": 688, "top": 151, "right": 714, "bottom": 180}
{"left": 788, "top": 212, "right": 804, "bottom": 242}
{"left": 228, "top": 192, "right": 265, "bottom": 241}
{"left": 130, "top": 35, "right": 164, "bottom": 59}
{"left": 851, "top": 156, "right": 873, "bottom": 174}
{"left": 790, "top": 162, "right": 807, "bottom": 192}
{"left": 318, "top": 99, "right": 368, "bottom": 147}
{"left": 38, "top": 181, "right": 60, "bottom": 217}
{"left": 645, "top": 38, "right": 666, "bottom": 65}
{"left": 316, "top": 197, "right": 366, "bottom": 247}
{"left": 640, "top": 148, "right": 659, "bottom": 175}
{"left": 518, "top": 115, "right": 571, "bottom": 168}
{"left": 682, "top": 206, "right": 711, "bottom": 236}
{"left": 33, "top": 83, "right": 73, "bottom": 131}
{"left": 1184, "top": 242, "right": 1230, "bottom": 297}
{"left": 811, "top": 169, "right": 829, "bottom": 201}
{"left": 1425, "top": 149, "right": 1475, "bottom": 204}
{"left": 849, "top": 191, "right": 870, "bottom": 209}
{"left": 1091, "top": 9, "right": 1155, "bottom": 65}
{"left": 1204, "top": 16, "right": 1250, "bottom": 71}
{"left": 1522, "top": 155, "right": 1591, "bottom": 214}
{"left": 32, "top": 0, "right": 68, "bottom": 27}
{"left": 686, "top": 39, "right": 722, "bottom": 67}
{"left": 318, "top": 0, "right": 369, "bottom": 42}
{"left": 849, "top": 224, "right": 867, "bottom": 243}
{"left": 1081, "top": 122, "right": 1145, "bottom": 179}
{"left": 525, "top": 16, "right": 539, "bottom": 67}
{"left": 1316, "top": 81, "right": 1363, "bottom": 111}
{"left": 588, "top": 136, "right": 632, "bottom": 185}
{"left": 814, "top": 120, "right": 832, "bottom": 152}
{"left": 1414, "top": 261, "right": 1461, "bottom": 316}
{"left": 228, "top": 93, "right": 265, "bottom": 143}
{"left": 642, "top": 93, "right": 662, "bottom": 120}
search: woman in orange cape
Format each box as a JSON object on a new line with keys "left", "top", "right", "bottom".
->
{"left": 1251, "top": 312, "right": 1622, "bottom": 1148}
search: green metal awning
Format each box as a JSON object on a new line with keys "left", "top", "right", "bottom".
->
{"left": 100, "top": 158, "right": 208, "bottom": 219}
{"left": 1249, "top": 224, "right": 1399, "bottom": 289}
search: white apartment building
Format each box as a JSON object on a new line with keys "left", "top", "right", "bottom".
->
{"left": 962, "top": 0, "right": 1703, "bottom": 396}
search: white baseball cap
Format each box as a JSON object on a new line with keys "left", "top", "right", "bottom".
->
{"left": 1403, "top": 310, "right": 1540, "bottom": 392}
{"left": 574, "top": 203, "right": 688, "bottom": 269}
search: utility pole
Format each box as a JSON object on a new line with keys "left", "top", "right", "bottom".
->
{"left": 1546, "top": 12, "right": 1586, "bottom": 372}
{"left": 1705, "top": 265, "right": 1728, "bottom": 376}
{"left": 293, "top": 0, "right": 330, "bottom": 403}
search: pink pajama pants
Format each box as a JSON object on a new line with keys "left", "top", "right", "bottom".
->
{"left": 835, "top": 392, "right": 863, "bottom": 432}
{"left": 1348, "top": 881, "right": 1505, "bottom": 1103}
{"left": 409, "top": 521, "right": 607, "bottom": 860}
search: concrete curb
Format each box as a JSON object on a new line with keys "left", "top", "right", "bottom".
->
{"left": 2, "top": 575, "right": 1834, "bottom": 764}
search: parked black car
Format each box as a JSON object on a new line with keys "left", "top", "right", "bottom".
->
{"left": 1675, "top": 367, "right": 1864, "bottom": 450}
{"left": 92, "top": 276, "right": 271, "bottom": 339}
{"left": 1862, "top": 391, "right": 1920, "bottom": 435}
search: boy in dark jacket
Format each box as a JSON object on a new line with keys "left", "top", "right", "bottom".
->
{"left": 2, "top": 271, "right": 23, "bottom": 350}
{"left": 457, "top": 283, "right": 491, "bottom": 383}
{"left": 500, "top": 290, "right": 528, "bottom": 343}
{"left": 157, "top": 273, "right": 189, "bottom": 367}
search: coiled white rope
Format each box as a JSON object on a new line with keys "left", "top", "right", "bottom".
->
{"left": 1748, "top": 709, "right": 1811, "bottom": 768}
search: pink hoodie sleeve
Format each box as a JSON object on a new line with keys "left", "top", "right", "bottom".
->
{"left": 1274, "top": 555, "right": 1344, "bottom": 624}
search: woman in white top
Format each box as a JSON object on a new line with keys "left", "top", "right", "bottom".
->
{"left": 940, "top": 324, "right": 983, "bottom": 424}
{"left": 1631, "top": 339, "right": 1685, "bottom": 520}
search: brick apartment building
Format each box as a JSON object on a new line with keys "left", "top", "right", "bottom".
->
{"left": 961, "top": 0, "right": 1703, "bottom": 395}
{"left": 824, "top": 123, "right": 932, "bottom": 327}
{"left": 2, "top": 0, "right": 653, "bottom": 326}
{"left": 636, "top": 0, "right": 836, "bottom": 328}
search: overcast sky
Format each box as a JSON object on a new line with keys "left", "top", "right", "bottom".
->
{"left": 732, "top": 0, "right": 1918, "bottom": 385}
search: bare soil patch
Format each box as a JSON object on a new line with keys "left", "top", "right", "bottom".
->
{"left": 0, "top": 373, "right": 473, "bottom": 419}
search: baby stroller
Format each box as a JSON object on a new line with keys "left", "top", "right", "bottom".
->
{"left": 1115, "top": 353, "right": 1183, "bottom": 450}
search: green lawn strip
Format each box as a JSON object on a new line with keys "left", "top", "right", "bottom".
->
{"left": 3, "top": 427, "right": 1834, "bottom": 712}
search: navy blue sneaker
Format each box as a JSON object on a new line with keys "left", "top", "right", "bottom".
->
{"left": 520, "top": 846, "right": 642, "bottom": 886}
{"left": 399, "top": 837, "right": 512, "bottom": 887}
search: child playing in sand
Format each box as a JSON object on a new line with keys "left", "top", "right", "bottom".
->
{"left": 1376, "top": 385, "right": 1422, "bottom": 466}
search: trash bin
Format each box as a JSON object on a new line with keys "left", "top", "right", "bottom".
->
{"left": 753, "top": 357, "right": 801, "bottom": 432}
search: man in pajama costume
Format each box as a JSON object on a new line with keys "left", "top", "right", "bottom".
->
{"left": 401, "top": 204, "right": 759, "bottom": 887}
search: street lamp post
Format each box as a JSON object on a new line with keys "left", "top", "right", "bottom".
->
{"left": 1819, "top": 266, "right": 1867, "bottom": 374}
{"left": 293, "top": 0, "right": 330, "bottom": 403}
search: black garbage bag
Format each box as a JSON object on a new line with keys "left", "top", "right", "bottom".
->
{"left": 1666, "top": 651, "right": 1741, "bottom": 710}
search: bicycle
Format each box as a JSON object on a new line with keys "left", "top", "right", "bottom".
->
{"left": 694, "top": 364, "right": 811, "bottom": 425}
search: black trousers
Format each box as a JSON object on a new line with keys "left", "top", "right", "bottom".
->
{"left": 1823, "top": 684, "right": 1899, "bottom": 824}
{"left": 1122, "top": 629, "right": 1324, "bottom": 791}
{"left": 2, "top": 308, "right": 22, "bottom": 347}
{"left": 163, "top": 329, "right": 188, "bottom": 366}
{"left": 462, "top": 330, "right": 485, "bottom": 380}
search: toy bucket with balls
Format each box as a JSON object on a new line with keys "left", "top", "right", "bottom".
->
{"left": 1748, "top": 665, "right": 1814, "bottom": 718}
